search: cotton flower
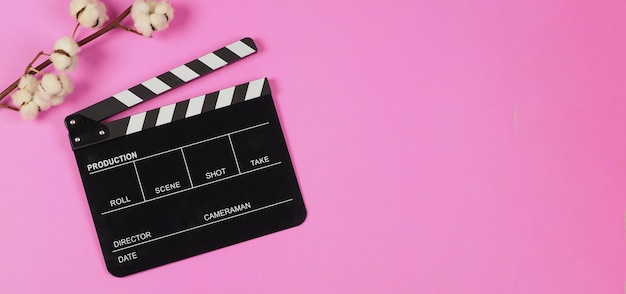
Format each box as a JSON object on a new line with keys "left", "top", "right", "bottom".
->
{"left": 39, "top": 74, "right": 63, "bottom": 97}
{"left": 50, "top": 95, "right": 66, "bottom": 106}
{"left": 11, "top": 89, "right": 34, "bottom": 107}
{"left": 151, "top": 2, "right": 174, "bottom": 30}
{"left": 54, "top": 36, "right": 81, "bottom": 56}
{"left": 38, "top": 73, "right": 73, "bottom": 99}
{"left": 50, "top": 36, "right": 81, "bottom": 72}
{"left": 12, "top": 74, "right": 39, "bottom": 107}
{"left": 19, "top": 101, "right": 40, "bottom": 120}
{"left": 18, "top": 74, "right": 39, "bottom": 94}
{"left": 49, "top": 74, "right": 74, "bottom": 106}
{"left": 131, "top": 0, "right": 174, "bottom": 37}
{"left": 70, "top": 0, "right": 109, "bottom": 29}
{"left": 12, "top": 73, "right": 73, "bottom": 119}
{"left": 32, "top": 92, "right": 52, "bottom": 111}
{"left": 51, "top": 54, "right": 78, "bottom": 72}
{"left": 57, "top": 74, "right": 74, "bottom": 97}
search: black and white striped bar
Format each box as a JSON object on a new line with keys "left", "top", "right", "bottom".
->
{"left": 72, "top": 38, "right": 257, "bottom": 122}
{"left": 105, "top": 78, "right": 271, "bottom": 138}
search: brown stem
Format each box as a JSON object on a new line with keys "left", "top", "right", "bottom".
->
{"left": 71, "top": 23, "right": 80, "bottom": 39}
{"left": 77, "top": 6, "right": 133, "bottom": 47}
{"left": 0, "top": 5, "right": 133, "bottom": 109}
{"left": 116, "top": 24, "right": 144, "bottom": 36}
{"left": 24, "top": 51, "right": 49, "bottom": 74}
{"left": 0, "top": 104, "right": 19, "bottom": 112}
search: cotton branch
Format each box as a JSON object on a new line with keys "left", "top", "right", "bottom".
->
{"left": 0, "top": 0, "right": 175, "bottom": 117}
{"left": 0, "top": 5, "right": 133, "bottom": 110}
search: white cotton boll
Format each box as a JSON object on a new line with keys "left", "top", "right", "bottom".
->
{"left": 153, "top": 2, "right": 168, "bottom": 14}
{"left": 69, "top": 0, "right": 92, "bottom": 19}
{"left": 54, "top": 37, "right": 81, "bottom": 56}
{"left": 11, "top": 89, "right": 34, "bottom": 106}
{"left": 81, "top": 3, "right": 108, "bottom": 29}
{"left": 18, "top": 74, "right": 39, "bottom": 93}
{"left": 58, "top": 74, "right": 74, "bottom": 97}
{"left": 75, "top": 1, "right": 109, "bottom": 29}
{"left": 131, "top": 0, "right": 153, "bottom": 37}
{"left": 39, "top": 74, "right": 64, "bottom": 97}
{"left": 50, "top": 53, "right": 71, "bottom": 71}
{"left": 20, "top": 102, "right": 40, "bottom": 120}
{"left": 133, "top": 14, "right": 154, "bottom": 37}
{"left": 131, "top": 0, "right": 151, "bottom": 15}
{"left": 154, "top": 1, "right": 174, "bottom": 21}
{"left": 70, "top": 0, "right": 94, "bottom": 19}
{"left": 148, "top": 1, "right": 158, "bottom": 11}
{"left": 67, "top": 56, "right": 79, "bottom": 71}
{"left": 93, "top": 1, "right": 109, "bottom": 25}
{"left": 150, "top": 13, "right": 169, "bottom": 31}
{"left": 33, "top": 92, "right": 52, "bottom": 111}
{"left": 50, "top": 95, "right": 66, "bottom": 106}
{"left": 50, "top": 53, "right": 78, "bottom": 72}
{"left": 132, "top": 0, "right": 173, "bottom": 36}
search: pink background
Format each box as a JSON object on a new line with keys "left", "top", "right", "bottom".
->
{"left": 1, "top": 0, "right": 625, "bottom": 293}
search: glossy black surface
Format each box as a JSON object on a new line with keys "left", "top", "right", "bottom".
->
{"left": 73, "top": 94, "right": 306, "bottom": 277}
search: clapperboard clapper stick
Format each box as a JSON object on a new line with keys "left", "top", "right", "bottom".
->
{"left": 65, "top": 38, "right": 307, "bottom": 277}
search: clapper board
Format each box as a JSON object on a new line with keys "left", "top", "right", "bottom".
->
{"left": 65, "top": 38, "right": 307, "bottom": 277}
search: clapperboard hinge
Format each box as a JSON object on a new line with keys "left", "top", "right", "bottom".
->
{"left": 66, "top": 37, "right": 259, "bottom": 150}
{"left": 100, "top": 77, "right": 271, "bottom": 145}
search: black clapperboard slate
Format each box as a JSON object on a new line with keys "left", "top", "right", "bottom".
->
{"left": 65, "top": 38, "right": 307, "bottom": 277}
